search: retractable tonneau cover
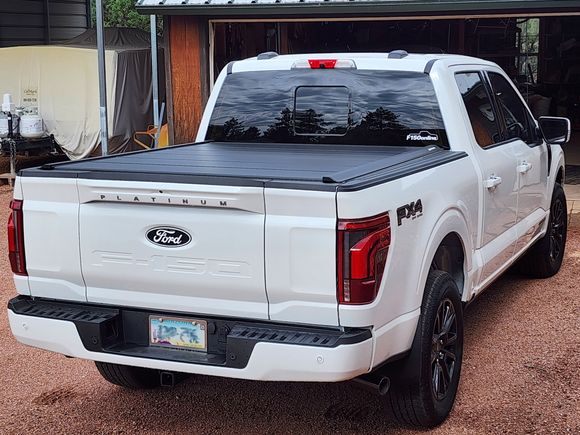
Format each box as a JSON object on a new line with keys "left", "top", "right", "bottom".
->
{"left": 22, "top": 141, "right": 466, "bottom": 192}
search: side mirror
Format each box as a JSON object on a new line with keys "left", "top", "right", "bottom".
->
{"left": 538, "top": 116, "right": 571, "bottom": 145}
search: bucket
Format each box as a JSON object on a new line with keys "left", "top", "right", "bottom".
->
{"left": 20, "top": 113, "right": 44, "bottom": 139}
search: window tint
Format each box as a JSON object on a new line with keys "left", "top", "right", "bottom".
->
{"left": 488, "top": 72, "right": 537, "bottom": 144}
{"left": 455, "top": 72, "right": 501, "bottom": 148}
{"left": 206, "top": 70, "right": 448, "bottom": 148}
{"left": 294, "top": 86, "right": 350, "bottom": 136}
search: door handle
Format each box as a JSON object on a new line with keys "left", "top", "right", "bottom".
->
{"left": 517, "top": 161, "right": 532, "bottom": 174}
{"left": 484, "top": 175, "right": 502, "bottom": 190}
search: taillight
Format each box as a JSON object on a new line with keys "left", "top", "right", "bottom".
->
{"left": 337, "top": 213, "right": 390, "bottom": 304}
{"left": 8, "top": 199, "right": 27, "bottom": 276}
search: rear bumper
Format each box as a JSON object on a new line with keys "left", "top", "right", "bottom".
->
{"left": 7, "top": 296, "right": 373, "bottom": 382}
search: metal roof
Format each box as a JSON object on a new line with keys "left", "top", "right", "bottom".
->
{"left": 0, "top": 0, "right": 90, "bottom": 47}
{"left": 135, "top": 0, "right": 580, "bottom": 18}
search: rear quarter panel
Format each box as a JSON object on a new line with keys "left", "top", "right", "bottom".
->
{"left": 337, "top": 157, "right": 478, "bottom": 363}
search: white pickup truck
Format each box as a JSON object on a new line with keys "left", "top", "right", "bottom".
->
{"left": 7, "top": 52, "right": 570, "bottom": 428}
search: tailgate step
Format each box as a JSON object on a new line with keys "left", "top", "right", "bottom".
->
{"left": 228, "top": 325, "right": 367, "bottom": 347}
{"left": 9, "top": 297, "right": 118, "bottom": 323}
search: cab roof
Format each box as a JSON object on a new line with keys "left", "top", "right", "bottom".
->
{"left": 228, "top": 52, "right": 498, "bottom": 75}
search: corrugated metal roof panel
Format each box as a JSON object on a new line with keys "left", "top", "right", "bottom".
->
{"left": 135, "top": 0, "right": 580, "bottom": 17}
{"left": 0, "top": 0, "right": 89, "bottom": 47}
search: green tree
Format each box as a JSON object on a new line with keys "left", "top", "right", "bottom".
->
{"left": 91, "top": 0, "right": 162, "bottom": 33}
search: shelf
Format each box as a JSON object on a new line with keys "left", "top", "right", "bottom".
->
{"left": 478, "top": 53, "right": 520, "bottom": 58}
{"left": 543, "top": 82, "right": 580, "bottom": 86}
{"left": 544, "top": 57, "right": 580, "bottom": 61}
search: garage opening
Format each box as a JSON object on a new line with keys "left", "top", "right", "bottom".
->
{"left": 211, "top": 17, "right": 580, "bottom": 176}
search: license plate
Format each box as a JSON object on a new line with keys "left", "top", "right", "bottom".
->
{"left": 149, "top": 316, "right": 207, "bottom": 352}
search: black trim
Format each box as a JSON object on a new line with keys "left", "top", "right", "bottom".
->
{"left": 423, "top": 58, "right": 439, "bottom": 75}
{"left": 8, "top": 296, "right": 371, "bottom": 369}
{"left": 20, "top": 141, "right": 468, "bottom": 192}
{"left": 454, "top": 69, "right": 507, "bottom": 149}
{"left": 256, "top": 51, "right": 278, "bottom": 60}
{"left": 322, "top": 146, "right": 436, "bottom": 183}
{"left": 387, "top": 50, "right": 408, "bottom": 59}
{"left": 485, "top": 70, "right": 545, "bottom": 149}
{"left": 333, "top": 149, "right": 467, "bottom": 191}
{"left": 226, "top": 61, "right": 235, "bottom": 75}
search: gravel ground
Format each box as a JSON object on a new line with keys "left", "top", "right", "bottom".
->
{"left": 0, "top": 184, "right": 578, "bottom": 434}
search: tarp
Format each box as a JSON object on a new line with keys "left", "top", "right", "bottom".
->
{"left": 62, "top": 27, "right": 153, "bottom": 50}
{"left": 0, "top": 28, "right": 164, "bottom": 159}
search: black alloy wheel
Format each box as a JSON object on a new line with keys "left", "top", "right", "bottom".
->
{"left": 385, "top": 270, "right": 464, "bottom": 428}
{"left": 514, "top": 183, "right": 567, "bottom": 278}
{"left": 549, "top": 196, "right": 565, "bottom": 262}
{"left": 431, "top": 298, "right": 458, "bottom": 401}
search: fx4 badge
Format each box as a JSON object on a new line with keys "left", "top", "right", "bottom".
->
{"left": 397, "top": 199, "right": 423, "bottom": 226}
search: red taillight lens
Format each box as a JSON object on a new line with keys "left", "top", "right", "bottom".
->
{"left": 8, "top": 199, "right": 27, "bottom": 276}
{"left": 337, "top": 213, "right": 390, "bottom": 304}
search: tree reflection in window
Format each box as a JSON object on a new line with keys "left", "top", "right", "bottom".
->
{"left": 206, "top": 70, "right": 449, "bottom": 148}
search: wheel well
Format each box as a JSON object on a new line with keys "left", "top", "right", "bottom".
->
{"left": 430, "top": 233, "right": 465, "bottom": 296}
{"left": 556, "top": 166, "right": 564, "bottom": 185}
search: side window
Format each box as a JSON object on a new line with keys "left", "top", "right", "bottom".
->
{"left": 455, "top": 72, "right": 502, "bottom": 148}
{"left": 488, "top": 72, "right": 538, "bottom": 145}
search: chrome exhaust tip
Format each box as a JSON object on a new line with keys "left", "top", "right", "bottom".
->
{"left": 354, "top": 374, "right": 390, "bottom": 396}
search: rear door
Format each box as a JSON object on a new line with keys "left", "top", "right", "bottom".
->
{"left": 77, "top": 179, "right": 268, "bottom": 319}
{"left": 454, "top": 71, "right": 519, "bottom": 285}
{"left": 486, "top": 71, "right": 549, "bottom": 253}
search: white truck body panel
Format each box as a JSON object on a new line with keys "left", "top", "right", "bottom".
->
{"left": 21, "top": 177, "right": 86, "bottom": 301}
{"left": 77, "top": 179, "right": 269, "bottom": 319}
{"left": 264, "top": 188, "right": 338, "bottom": 325}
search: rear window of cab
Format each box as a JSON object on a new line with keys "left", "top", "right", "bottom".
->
{"left": 206, "top": 69, "right": 449, "bottom": 149}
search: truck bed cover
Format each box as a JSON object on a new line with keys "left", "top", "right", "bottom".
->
{"left": 22, "top": 141, "right": 466, "bottom": 191}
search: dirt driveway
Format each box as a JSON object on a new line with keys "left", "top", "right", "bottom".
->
{"left": 0, "top": 184, "right": 578, "bottom": 434}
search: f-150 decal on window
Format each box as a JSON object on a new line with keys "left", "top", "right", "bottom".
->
{"left": 406, "top": 131, "right": 439, "bottom": 141}
{"left": 206, "top": 70, "right": 449, "bottom": 148}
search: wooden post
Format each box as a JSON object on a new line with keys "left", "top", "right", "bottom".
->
{"left": 167, "top": 16, "right": 209, "bottom": 145}
{"left": 279, "top": 23, "right": 289, "bottom": 54}
{"left": 457, "top": 20, "right": 466, "bottom": 55}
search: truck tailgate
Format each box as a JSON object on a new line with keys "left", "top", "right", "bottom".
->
{"left": 77, "top": 180, "right": 268, "bottom": 319}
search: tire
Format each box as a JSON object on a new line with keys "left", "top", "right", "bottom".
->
{"left": 516, "top": 183, "right": 567, "bottom": 278}
{"left": 386, "top": 270, "right": 464, "bottom": 428}
{"left": 95, "top": 361, "right": 161, "bottom": 389}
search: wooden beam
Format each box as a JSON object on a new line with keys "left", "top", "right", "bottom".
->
{"left": 168, "top": 16, "right": 209, "bottom": 144}
{"left": 457, "top": 20, "right": 466, "bottom": 54}
{"left": 163, "top": 16, "right": 175, "bottom": 145}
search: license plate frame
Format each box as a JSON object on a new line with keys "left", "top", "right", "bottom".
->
{"left": 149, "top": 315, "right": 207, "bottom": 352}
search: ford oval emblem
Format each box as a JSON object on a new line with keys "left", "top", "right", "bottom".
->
{"left": 146, "top": 227, "right": 191, "bottom": 248}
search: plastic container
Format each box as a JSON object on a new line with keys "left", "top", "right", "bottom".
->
{"left": 20, "top": 113, "right": 44, "bottom": 138}
{"left": 0, "top": 113, "right": 19, "bottom": 138}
